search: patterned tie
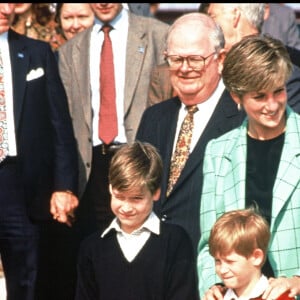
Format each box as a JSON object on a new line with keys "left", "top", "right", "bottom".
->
{"left": 0, "top": 49, "right": 8, "bottom": 163}
{"left": 98, "top": 24, "right": 118, "bottom": 145}
{"left": 167, "top": 105, "right": 198, "bottom": 196}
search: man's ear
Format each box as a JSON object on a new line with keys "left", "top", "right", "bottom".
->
{"left": 233, "top": 7, "right": 241, "bottom": 28}
{"left": 153, "top": 188, "right": 161, "bottom": 202}
{"left": 264, "top": 4, "right": 270, "bottom": 21}
{"left": 217, "top": 49, "right": 227, "bottom": 74}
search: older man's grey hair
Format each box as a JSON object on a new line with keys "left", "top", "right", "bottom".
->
{"left": 167, "top": 12, "right": 225, "bottom": 53}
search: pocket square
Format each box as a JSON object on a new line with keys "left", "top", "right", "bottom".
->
{"left": 26, "top": 67, "right": 44, "bottom": 81}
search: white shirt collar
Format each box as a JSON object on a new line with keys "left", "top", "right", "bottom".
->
{"left": 224, "top": 274, "right": 269, "bottom": 300}
{"left": 101, "top": 211, "right": 160, "bottom": 238}
{"left": 93, "top": 7, "right": 128, "bottom": 34}
{"left": 0, "top": 32, "right": 8, "bottom": 43}
{"left": 180, "top": 78, "right": 225, "bottom": 112}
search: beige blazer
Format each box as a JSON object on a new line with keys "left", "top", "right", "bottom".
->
{"left": 58, "top": 12, "right": 169, "bottom": 196}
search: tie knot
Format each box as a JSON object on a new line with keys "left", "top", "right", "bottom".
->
{"left": 102, "top": 24, "right": 113, "bottom": 34}
{"left": 186, "top": 105, "right": 198, "bottom": 114}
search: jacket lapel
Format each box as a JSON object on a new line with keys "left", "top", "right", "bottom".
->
{"left": 8, "top": 29, "right": 29, "bottom": 130}
{"left": 160, "top": 99, "right": 181, "bottom": 200}
{"left": 124, "top": 13, "right": 147, "bottom": 115}
{"left": 272, "top": 108, "right": 300, "bottom": 228}
{"left": 224, "top": 123, "right": 248, "bottom": 210}
{"left": 73, "top": 28, "right": 92, "bottom": 132}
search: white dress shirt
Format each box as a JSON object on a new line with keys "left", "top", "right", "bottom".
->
{"left": 101, "top": 211, "right": 160, "bottom": 262}
{"left": 90, "top": 8, "right": 128, "bottom": 146}
{"left": 0, "top": 32, "right": 17, "bottom": 156}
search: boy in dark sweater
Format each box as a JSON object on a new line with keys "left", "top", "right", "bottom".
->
{"left": 75, "top": 142, "right": 199, "bottom": 300}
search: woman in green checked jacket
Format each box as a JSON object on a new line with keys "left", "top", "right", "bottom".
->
{"left": 197, "top": 35, "right": 300, "bottom": 300}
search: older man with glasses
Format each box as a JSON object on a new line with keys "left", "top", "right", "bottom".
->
{"left": 136, "top": 12, "right": 245, "bottom": 257}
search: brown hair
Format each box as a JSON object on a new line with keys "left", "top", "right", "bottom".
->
{"left": 109, "top": 142, "right": 162, "bottom": 195}
{"left": 209, "top": 208, "right": 270, "bottom": 264}
{"left": 222, "top": 34, "right": 292, "bottom": 98}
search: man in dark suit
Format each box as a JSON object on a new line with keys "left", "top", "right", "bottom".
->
{"left": 136, "top": 13, "right": 245, "bottom": 255}
{"left": 263, "top": 3, "right": 300, "bottom": 51}
{"left": 0, "top": 4, "right": 78, "bottom": 300}
{"left": 206, "top": 3, "right": 300, "bottom": 113}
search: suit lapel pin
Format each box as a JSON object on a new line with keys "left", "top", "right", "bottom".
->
{"left": 138, "top": 46, "right": 145, "bottom": 53}
{"left": 17, "top": 52, "right": 24, "bottom": 58}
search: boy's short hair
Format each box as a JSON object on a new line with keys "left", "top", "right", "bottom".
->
{"left": 108, "top": 141, "right": 163, "bottom": 195}
{"left": 208, "top": 208, "right": 270, "bottom": 263}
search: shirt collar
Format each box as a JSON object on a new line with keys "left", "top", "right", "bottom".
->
{"left": 0, "top": 32, "right": 8, "bottom": 43}
{"left": 180, "top": 78, "right": 225, "bottom": 112}
{"left": 101, "top": 211, "right": 160, "bottom": 238}
{"left": 93, "top": 7, "right": 128, "bottom": 34}
{"left": 224, "top": 274, "right": 269, "bottom": 300}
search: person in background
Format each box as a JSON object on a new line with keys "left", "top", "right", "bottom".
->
{"left": 0, "top": 3, "right": 78, "bottom": 300}
{"left": 206, "top": 3, "right": 300, "bottom": 112}
{"left": 207, "top": 208, "right": 294, "bottom": 300}
{"left": 263, "top": 3, "right": 300, "bottom": 51}
{"left": 147, "top": 2, "right": 208, "bottom": 106}
{"left": 136, "top": 12, "right": 245, "bottom": 256}
{"left": 55, "top": 3, "right": 95, "bottom": 42}
{"left": 198, "top": 3, "right": 210, "bottom": 13}
{"left": 75, "top": 142, "right": 199, "bottom": 300}
{"left": 126, "top": 3, "right": 151, "bottom": 16}
{"left": 125, "top": 3, "right": 161, "bottom": 18}
{"left": 11, "top": 3, "right": 65, "bottom": 51}
{"left": 198, "top": 34, "right": 300, "bottom": 300}
{"left": 149, "top": 3, "right": 160, "bottom": 17}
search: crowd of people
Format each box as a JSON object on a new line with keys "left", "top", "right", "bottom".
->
{"left": 0, "top": 2, "right": 300, "bottom": 300}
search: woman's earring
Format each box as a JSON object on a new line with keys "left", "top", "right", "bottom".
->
{"left": 237, "top": 103, "right": 242, "bottom": 111}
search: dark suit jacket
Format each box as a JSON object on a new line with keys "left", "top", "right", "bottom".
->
{"left": 262, "top": 3, "right": 300, "bottom": 51}
{"left": 136, "top": 93, "right": 245, "bottom": 253}
{"left": 8, "top": 29, "right": 78, "bottom": 220}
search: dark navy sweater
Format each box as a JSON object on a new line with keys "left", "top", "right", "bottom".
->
{"left": 75, "top": 222, "right": 199, "bottom": 300}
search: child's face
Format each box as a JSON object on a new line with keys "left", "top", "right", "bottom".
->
{"left": 109, "top": 185, "right": 160, "bottom": 234}
{"left": 214, "top": 249, "right": 263, "bottom": 297}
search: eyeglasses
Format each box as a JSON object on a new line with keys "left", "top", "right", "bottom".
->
{"left": 165, "top": 53, "right": 216, "bottom": 71}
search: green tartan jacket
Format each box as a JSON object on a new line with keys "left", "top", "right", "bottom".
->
{"left": 197, "top": 106, "right": 300, "bottom": 298}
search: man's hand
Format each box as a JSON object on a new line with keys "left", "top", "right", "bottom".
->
{"left": 50, "top": 191, "right": 79, "bottom": 227}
